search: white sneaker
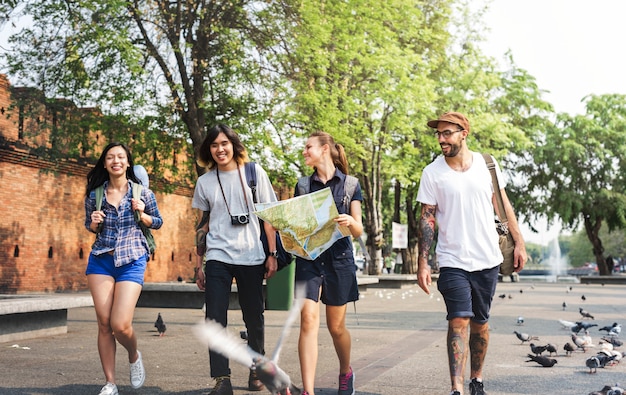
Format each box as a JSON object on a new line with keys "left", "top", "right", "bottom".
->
{"left": 98, "top": 382, "right": 118, "bottom": 395}
{"left": 130, "top": 350, "right": 146, "bottom": 389}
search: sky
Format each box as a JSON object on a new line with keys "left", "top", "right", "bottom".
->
{"left": 480, "top": 0, "right": 626, "bottom": 116}
{"left": 478, "top": 0, "right": 626, "bottom": 245}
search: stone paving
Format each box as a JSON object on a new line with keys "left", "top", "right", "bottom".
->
{"left": 0, "top": 279, "right": 625, "bottom": 394}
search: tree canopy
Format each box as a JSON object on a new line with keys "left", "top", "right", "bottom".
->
{"left": 3, "top": 0, "right": 608, "bottom": 274}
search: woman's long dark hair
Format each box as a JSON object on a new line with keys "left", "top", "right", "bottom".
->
{"left": 86, "top": 142, "right": 140, "bottom": 195}
{"left": 197, "top": 124, "right": 248, "bottom": 169}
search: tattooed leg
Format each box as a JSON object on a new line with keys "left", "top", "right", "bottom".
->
{"left": 448, "top": 317, "right": 469, "bottom": 392}
{"left": 469, "top": 321, "right": 489, "bottom": 380}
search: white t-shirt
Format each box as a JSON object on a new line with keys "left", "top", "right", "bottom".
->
{"left": 192, "top": 163, "right": 277, "bottom": 265}
{"left": 416, "top": 152, "right": 504, "bottom": 272}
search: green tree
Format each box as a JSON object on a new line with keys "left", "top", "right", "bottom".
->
{"left": 274, "top": 0, "right": 452, "bottom": 273}
{"left": 510, "top": 94, "right": 626, "bottom": 275}
{"left": 1, "top": 0, "right": 298, "bottom": 181}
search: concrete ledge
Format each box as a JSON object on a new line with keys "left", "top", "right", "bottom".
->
{"left": 368, "top": 274, "right": 418, "bottom": 289}
{"left": 579, "top": 275, "right": 626, "bottom": 285}
{"left": 0, "top": 294, "right": 93, "bottom": 343}
{"left": 139, "top": 276, "right": 381, "bottom": 310}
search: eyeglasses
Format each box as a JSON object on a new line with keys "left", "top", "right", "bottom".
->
{"left": 433, "top": 129, "right": 463, "bottom": 139}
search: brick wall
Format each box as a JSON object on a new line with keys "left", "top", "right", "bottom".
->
{"left": 0, "top": 75, "right": 199, "bottom": 294}
{"left": 0, "top": 151, "right": 198, "bottom": 293}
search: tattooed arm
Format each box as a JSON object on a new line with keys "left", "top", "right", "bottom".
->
{"left": 417, "top": 203, "right": 437, "bottom": 294}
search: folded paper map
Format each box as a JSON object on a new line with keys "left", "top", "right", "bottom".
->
{"left": 254, "top": 188, "right": 352, "bottom": 260}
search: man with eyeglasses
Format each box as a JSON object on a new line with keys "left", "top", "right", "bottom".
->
{"left": 416, "top": 112, "right": 527, "bottom": 395}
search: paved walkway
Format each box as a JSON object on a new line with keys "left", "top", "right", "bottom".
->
{"left": 1, "top": 280, "right": 625, "bottom": 394}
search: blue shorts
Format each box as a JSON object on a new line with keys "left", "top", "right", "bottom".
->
{"left": 436, "top": 265, "right": 499, "bottom": 324}
{"left": 86, "top": 252, "right": 147, "bottom": 285}
{"left": 295, "top": 258, "right": 359, "bottom": 306}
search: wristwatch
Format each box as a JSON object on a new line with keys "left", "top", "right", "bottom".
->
{"left": 269, "top": 250, "right": 278, "bottom": 258}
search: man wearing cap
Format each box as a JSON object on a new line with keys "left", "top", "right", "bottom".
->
{"left": 416, "top": 112, "right": 527, "bottom": 395}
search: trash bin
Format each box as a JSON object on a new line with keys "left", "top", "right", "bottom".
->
{"left": 266, "top": 261, "right": 295, "bottom": 310}
{"left": 394, "top": 263, "right": 402, "bottom": 274}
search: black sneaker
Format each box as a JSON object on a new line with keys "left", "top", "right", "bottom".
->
{"left": 450, "top": 391, "right": 461, "bottom": 395}
{"left": 208, "top": 376, "right": 233, "bottom": 395}
{"left": 469, "top": 378, "right": 486, "bottom": 395}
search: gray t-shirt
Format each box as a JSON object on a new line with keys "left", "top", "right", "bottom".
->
{"left": 192, "top": 163, "right": 277, "bottom": 265}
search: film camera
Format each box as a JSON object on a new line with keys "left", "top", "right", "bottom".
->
{"left": 231, "top": 214, "right": 250, "bottom": 225}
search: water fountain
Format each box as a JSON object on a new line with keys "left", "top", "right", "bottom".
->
{"left": 547, "top": 237, "right": 566, "bottom": 280}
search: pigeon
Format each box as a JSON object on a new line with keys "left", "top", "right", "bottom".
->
{"left": 530, "top": 343, "right": 548, "bottom": 356}
{"left": 587, "top": 353, "right": 618, "bottom": 373}
{"left": 154, "top": 313, "right": 166, "bottom": 337}
{"left": 563, "top": 342, "right": 576, "bottom": 356}
{"left": 240, "top": 330, "right": 248, "bottom": 341}
{"left": 602, "top": 336, "right": 623, "bottom": 347}
{"left": 573, "top": 333, "right": 595, "bottom": 352}
{"left": 580, "top": 307, "right": 595, "bottom": 320}
{"left": 516, "top": 316, "right": 524, "bottom": 325}
{"left": 587, "top": 356, "right": 601, "bottom": 373}
{"left": 498, "top": 293, "right": 506, "bottom": 299}
{"left": 597, "top": 350, "right": 621, "bottom": 366}
{"left": 559, "top": 319, "right": 577, "bottom": 330}
{"left": 526, "top": 354, "right": 557, "bottom": 367}
{"left": 582, "top": 294, "right": 587, "bottom": 301}
{"left": 609, "top": 324, "right": 622, "bottom": 337}
{"left": 572, "top": 321, "right": 598, "bottom": 334}
{"left": 193, "top": 287, "right": 305, "bottom": 395}
{"left": 588, "top": 384, "right": 625, "bottom": 395}
{"left": 514, "top": 331, "right": 539, "bottom": 344}
{"left": 600, "top": 323, "right": 619, "bottom": 333}
{"left": 545, "top": 343, "right": 558, "bottom": 356}
{"left": 600, "top": 341, "right": 614, "bottom": 353}
{"left": 562, "top": 301, "right": 567, "bottom": 310}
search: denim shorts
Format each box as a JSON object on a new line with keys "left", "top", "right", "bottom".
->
{"left": 86, "top": 252, "right": 147, "bottom": 285}
{"left": 436, "top": 265, "right": 499, "bottom": 324}
{"left": 295, "top": 257, "right": 359, "bottom": 306}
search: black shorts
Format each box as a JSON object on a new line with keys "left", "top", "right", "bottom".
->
{"left": 295, "top": 254, "right": 359, "bottom": 306}
{"left": 436, "top": 265, "right": 499, "bottom": 323}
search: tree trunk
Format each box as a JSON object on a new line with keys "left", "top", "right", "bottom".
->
{"left": 360, "top": 148, "right": 383, "bottom": 275}
{"left": 584, "top": 214, "right": 610, "bottom": 275}
{"left": 404, "top": 188, "right": 419, "bottom": 274}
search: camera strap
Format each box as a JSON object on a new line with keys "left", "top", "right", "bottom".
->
{"left": 216, "top": 165, "right": 251, "bottom": 220}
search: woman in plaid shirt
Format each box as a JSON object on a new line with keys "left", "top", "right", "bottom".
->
{"left": 84, "top": 142, "right": 163, "bottom": 395}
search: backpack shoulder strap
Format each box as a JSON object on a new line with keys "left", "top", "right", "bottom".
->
{"left": 95, "top": 185, "right": 104, "bottom": 211}
{"left": 343, "top": 175, "right": 359, "bottom": 214}
{"left": 482, "top": 153, "right": 507, "bottom": 221}
{"left": 131, "top": 182, "right": 143, "bottom": 223}
{"left": 344, "top": 175, "right": 358, "bottom": 201}
{"left": 244, "top": 162, "right": 258, "bottom": 203}
{"left": 297, "top": 176, "right": 310, "bottom": 196}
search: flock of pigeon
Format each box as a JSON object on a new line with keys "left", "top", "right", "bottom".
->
{"left": 511, "top": 286, "right": 624, "bottom": 395}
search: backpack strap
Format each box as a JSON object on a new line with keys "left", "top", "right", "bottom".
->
{"left": 343, "top": 175, "right": 358, "bottom": 214}
{"left": 482, "top": 153, "right": 507, "bottom": 222}
{"left": 95, "top": 185, "right": 104, "bottom": 211}
{"left": 244, "top": 162, "right": 258, "bottom": 203}
{"left": 94, "top": 186, "right": 105, "bottom": 233}
{"left": 131, "top": 182, "right": 143, "bottom": 223}
{"left": 296, "top": 176, "right": 310, "bottom": 197}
